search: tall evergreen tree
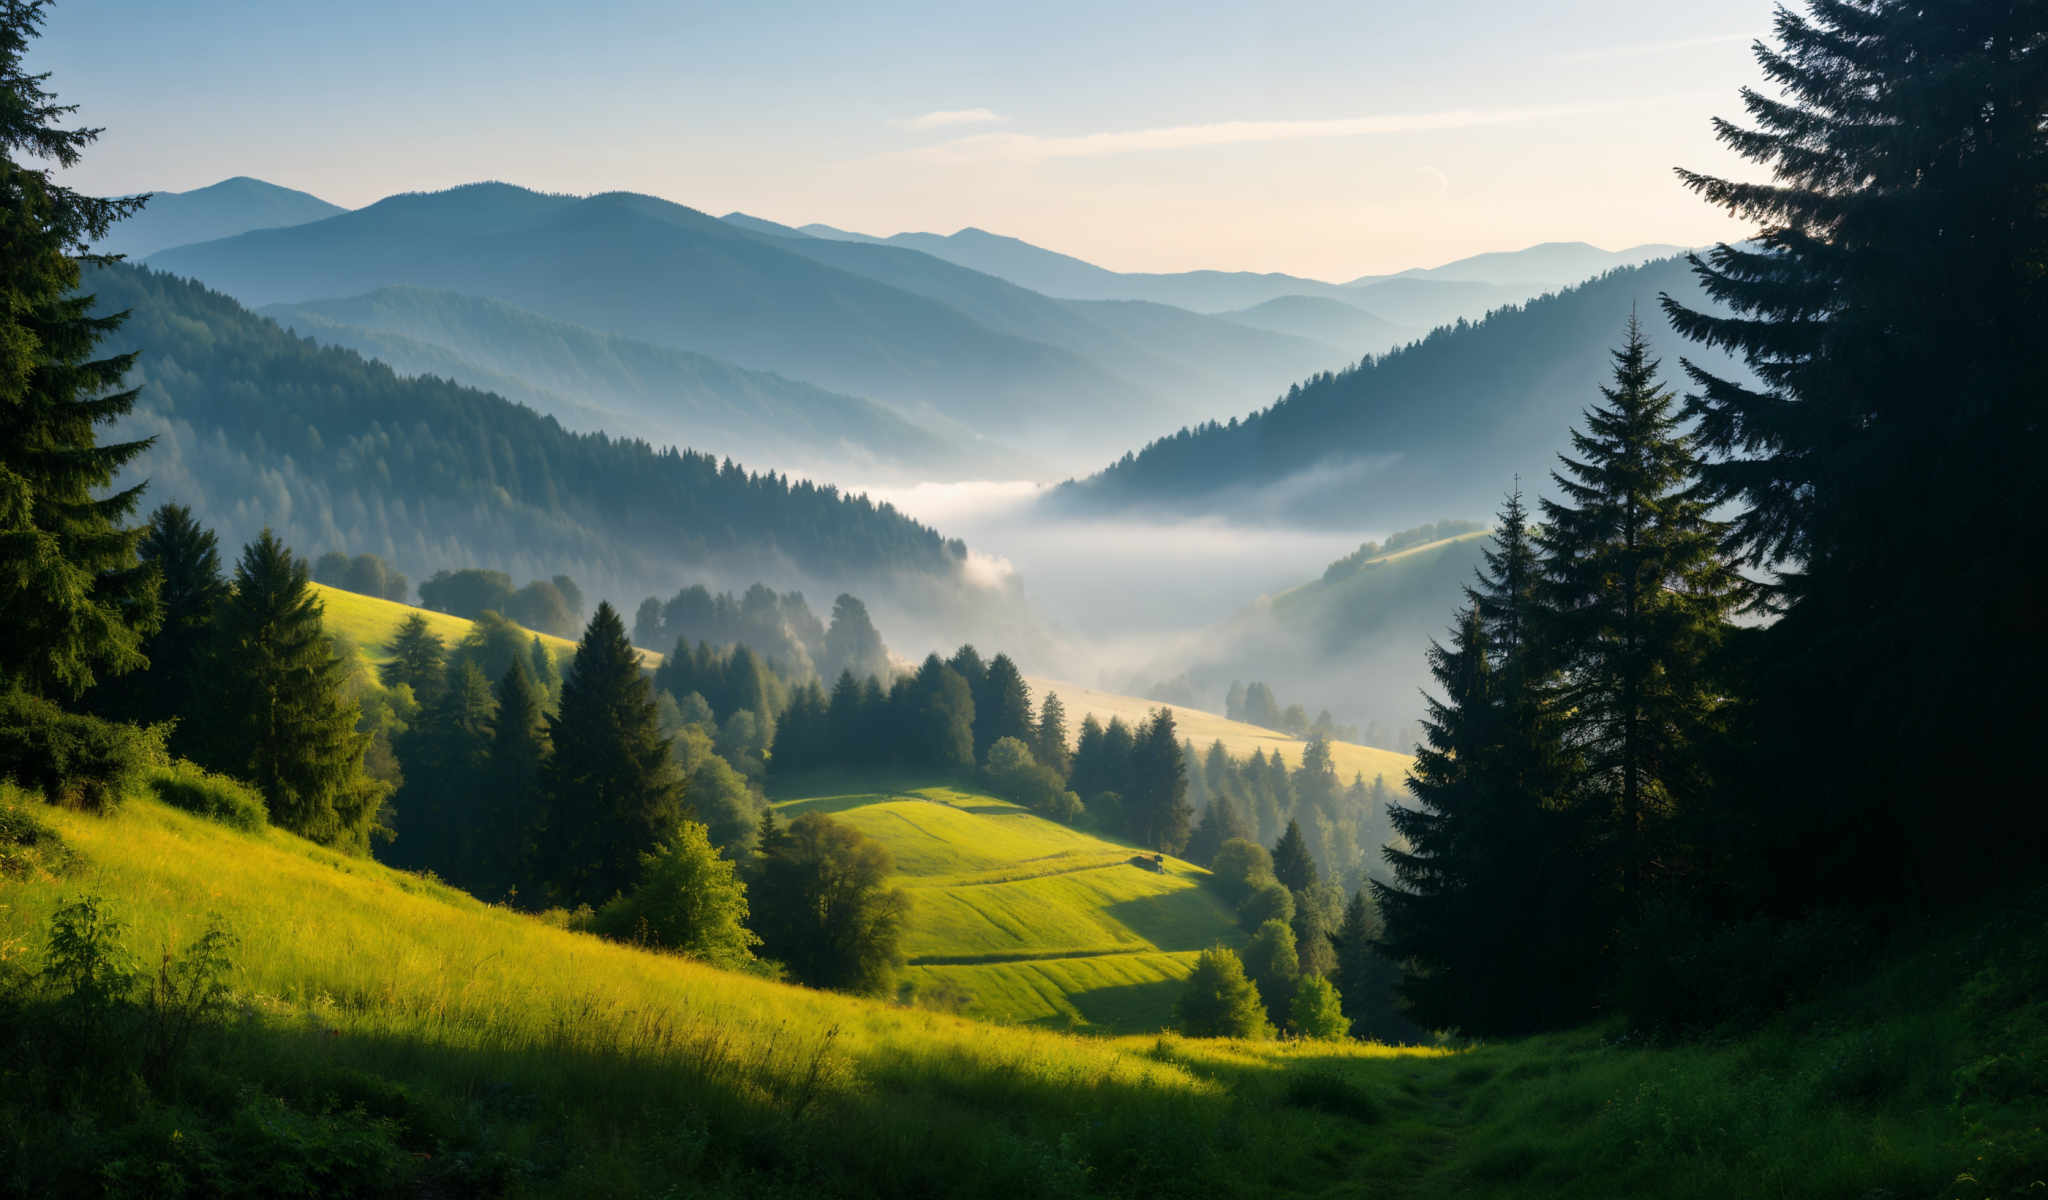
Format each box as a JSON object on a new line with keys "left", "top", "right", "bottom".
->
{"left": 538, "top": 601, "right": 686, "bottom": 906}
{"left": 978, "top": 653, "right": 1034, "bottom": 757}
{"left": 1032, "top": 690, "right": 1071, "bottom": 777}
{"left": 909, "top": 653, "right": 974, "bottom": 769}
{"left": 92, "top": 503, "right": 223, "bottom": 745}
{"left": 379, "top": 613, "right": 446, "bottom": 699}
{"left": 1130, "top": 708, "right": 1192, "bottom": 852}
{"left": 388, "top": 660, "right": 497, "bottom": 884}
{"left": 482, "top": 658, "right": 548, "bottom": 901}
{"left": 1376, "top": 491, "right": 1581, "bottom": 1033}
{"left": 1332, "top": 888, "right": 1403, "bottom": 1039}
{"left": 1538, "top": 319, "right": 1737, "bottom": 912}
{"left": 213, "top": 530, "right": 388, "bottom": 851}
{"left": 1663, "top": 0, "right": 2048, "bottom": 903}
{"left": 1271, "top": 819, "right": 1317, "bottom": 895}
{"left": 0, "top": 2, "right": 156, "bottom": 699}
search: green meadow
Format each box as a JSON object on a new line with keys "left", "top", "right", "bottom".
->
{"left": 4, "top": 788, "right": 2037, "bottom": 1197}
{"left": 771, "top": 781, "right": 1241, "bottom": 1030}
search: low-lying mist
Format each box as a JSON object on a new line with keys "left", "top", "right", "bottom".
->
{"left": 853, "top": 478, "right": 1466, "bottom": 751}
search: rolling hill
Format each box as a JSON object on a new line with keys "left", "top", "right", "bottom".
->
{"left": 1218, "top": 295, "right": 1411, "bottom": 356}
{"left": 3, "top": 753, "right": 2019, "bottom": 1196}
{"left": 1121, "top": 532, "right": 1495, "bottom": 754}
{"left": 771, "top": 782, "right": 1240, "bottom": 1031}
{"left": 90, "top": 175, "right": 347, "bottom": 259}
{"left": 87, "top": 263, "right": 968, "bottom": 614}
{"left": 260, "top": 286, "right": 1003, "bottom": 483}
{"left": 1046, "top": 255, "right": 1740, "bottom": 528}
{"left": 144, "top": 184, "right": 1163, "bottom": 460}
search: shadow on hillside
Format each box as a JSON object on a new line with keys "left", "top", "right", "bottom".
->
{"left": 1104, "top": 887, "right": 1241, "bottom": 952}
{"left": 1067, "top": 976, "right": 1185, "bottom": 1031}
{"left": 1, "top": 986, "right": 1452, "bottom": 1199}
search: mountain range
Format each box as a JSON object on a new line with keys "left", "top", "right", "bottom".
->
{"left": 1045, "top": 255, "right": 1742, "bottom": 529}
{"left": 127, "top": 177, "right": 1693, "bottom": 482}
{"left": 259, "top": 286, "right": 1007, "bottom": 483}
{"left": 88, "top": 263, "right": 972, "bottom": 615}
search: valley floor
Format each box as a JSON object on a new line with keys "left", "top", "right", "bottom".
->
{"left": 3, "top": 790, "right": 2039, "bottom": 1198}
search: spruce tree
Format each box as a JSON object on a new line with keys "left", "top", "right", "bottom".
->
{"left": 213, "top": 530, "right": 388, "bottom": 851}
{"left": 1130, "top": 708, "right": 1191, "bottom": 852}
{"left": 1663, "top": 0, "right": 2048, "bottom": 902}
{"left": 1271, "top": 819, "right": 1317, "bottom": 895}
{"left": 1377, "top": 490, "right": 1580, "bottom": 1032}
{"left": 979, "top": 653, "right": 1034, "bottom": 757}
{"left": 1538, "top": 319, "right": 1737, "bottom": 912}
{"left": 93, "top": 503, "right": 223, "bottom": 744}
{"left": 379, "top": 614, "right": 446, "bottom": 699}
{"left": 389, "top": 660, "right": 497, "bottom": 884}
{"left": 1333, "top": 888, "right": 1395, "bottom": 1038}
{"left": 482, "top": 659, "right": 548, "bottom": 901}
{"left": 1032, "top": 690, "right": 1071, "bottom": 777}
{"left": 0, "top": 2, "right": 156, "bottom": 699}
{"left": 538, "top": 601, "right": 685, "bottom": 906}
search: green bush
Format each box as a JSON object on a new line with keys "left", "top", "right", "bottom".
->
{"left": 0, "top": 787, "right": 73, "bottom": 878}
{"left": 0, "top": 689, "right": 165, "bottom": 813}
{"left": 147, "top": 761, "right": 268, "bottom": 831}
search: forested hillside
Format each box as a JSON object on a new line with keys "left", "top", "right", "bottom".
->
{"left": 1047, "top": 256, "right": 1740, "bottom": 526}
{"left": 1134, "top": 530, "right": 1493, "bottom": 752}
{"left": 87, "top": 264, "right": 966, "bottom": 602}
{"left": 262, "top": 286, "right": 997, "bottom": 482}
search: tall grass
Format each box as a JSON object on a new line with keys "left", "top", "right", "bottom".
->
{"left": 0, "top": 794, "right": 2033, "bottom": 1197}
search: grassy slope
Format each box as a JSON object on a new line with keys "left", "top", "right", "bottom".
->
{"left": 314, "top": 576, "right": 1408, "bottom": 786}
{"left": 6, "top": 792, "right": 2035, "bottom": 1198}
{"left": 771, "top": 781, "right": 1241, "bottom": 1032}
{"left": 1025, "top": 677, "right": 1414, "bottom": 787}
{"left": 313, "top": 583, "right": 1250, "bottom": 1032}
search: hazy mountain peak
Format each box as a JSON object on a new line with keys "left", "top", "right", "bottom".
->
{"left": 93, "top": 175, "right": 347, "bottom": 259}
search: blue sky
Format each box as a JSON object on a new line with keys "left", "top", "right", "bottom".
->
{"left": 45, "top": 0, "right": 1776, "bottom": 277}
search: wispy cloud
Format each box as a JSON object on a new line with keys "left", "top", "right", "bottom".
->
{"left": 899, "top": 107, "right": 1004, "bottom": 130}
{"left": 904, "top": 103, "right": 1604, "bottom": 164}
{"left": 1560, "top": 33, "right": 1753, "bottom": 63}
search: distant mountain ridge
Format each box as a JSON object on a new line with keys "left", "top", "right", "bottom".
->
{"left": 260, "top": 286, "right": 1007, "bottom": 483}
{"left": 88, "top": 263, "right": 971, "bottom": 612}
{"left": 1045, "top": 255, "right": 1742, "bottom": 528}
{"left": 92, "top": 176, "right": 345, "bottom": 259}
{"left": 737, "top": 212, "right": 1686, "bottom": 319}
{"left": 145, "top": 183, "right": 1363, "bottom": 468}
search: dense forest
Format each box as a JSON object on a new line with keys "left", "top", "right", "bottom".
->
{"left": 1045, "top": 258, "right": 1745, "bottom": 526}
{"left": 84, "top": 264, "right": 966, "bottom": 601}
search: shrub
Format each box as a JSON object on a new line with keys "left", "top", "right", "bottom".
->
{"left": 1615, "top": 898, "right": 1874, "bottom": 1036}
{"left": 147, "top": 760, "right": 268, "bottom": 831}
{"left": 590, "top": 821, "right": 760, "bottom": 969}
{"left": 1239, "top": 881, "right": 1296, "bottom": 931}
{"left": 0, "top": 690, "right": 164, "bottom": 813}
{"left": 1288, "top": 974, "right": 1349, "bottom": 1040}
{"left": 1209, "top": 838, "right": 1273, "bottom": 904}
{"left": 0, "top": 787, "right": 73, "bottom": 878}
{"left": 1175, "top": 945, "right": 1270, "bottom": 1039}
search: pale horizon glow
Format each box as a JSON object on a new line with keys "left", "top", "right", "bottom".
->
{"left": 42, "top": 0, "right": 1779, "bottom": 278}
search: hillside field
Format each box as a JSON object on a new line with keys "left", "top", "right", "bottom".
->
{"left": 1024, "top": 678, "right": 1413, "bottom": 786}
{"left": 5, "top": 787, "right": 2033, "bottom": 1197}
{"left": 312, "top": 577, "right": 1414, "bottom": 785}
{"left": 772, "top": 782, "right": 1241, "bottom": 1031}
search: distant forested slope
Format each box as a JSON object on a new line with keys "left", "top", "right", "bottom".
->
{"left": 89, "top": 264, "right": 964, "bottom": 602}
{"left": 1048, "top": 257, "right": 1739, "bottom": 527}
{"left": 261, "top": 286, "right": 996, "bottom": 483}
